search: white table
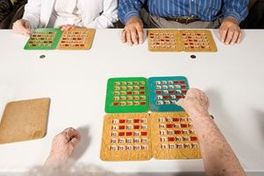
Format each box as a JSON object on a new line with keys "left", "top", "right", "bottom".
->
{"left": 0, "top": 29, "right": 264, "bottom": 175}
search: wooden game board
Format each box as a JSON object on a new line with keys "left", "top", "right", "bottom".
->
{"left": 57, "top": 28, "right": 95, "bottom": 50}
{"left": 0, "top": 98, "right": 50, "bottom": 144}
{"left": 148, "top": 29, "right": 217, "bottom": 52}
{"left": 24, "top": 28, "right": 62, "bottom": 50}
{"left": 105, "top": 76, "right": 189, "bottom": 113}
{"left": 100, "top": 112, "right": 201, "bottom": 161}
{"left": 105, "top": 77, "right": 149, "bottom": 113}
{"left": 24, "top": 28, "right": 95, "bottom": 50}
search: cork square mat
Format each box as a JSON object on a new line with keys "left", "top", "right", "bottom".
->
{"left": 0, "top": 98, "right": 50, "bottom": 144}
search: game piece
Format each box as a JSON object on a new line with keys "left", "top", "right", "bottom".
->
{"left": 190, "top": 55, "right": 196, "bottom": 59}
{"left": 100, "top": 113, "right": 152, "bottom": 161}
{"left": 57, "top": 28, "right": 96, "bottom": 50}
{"left": 148, "top": 76, "right": 189, "bottom": 112}
{"left": 151, "top": 112, "right": 201, "bottom": 159}
{"left": 148, "top": 30, "right": 179, "bottom": 52}
{"left": 0, "top": 98, "right": 50, "bottom": 144}
{"left": 179, "top": 30, "right": 217, "bottom": 52}
{"left": 147, "top": 29, "right": 217, "bottom": 52}
{"left": 39, "top": 55, "right": 46, "bottom": 59}
{"left": 24, "top": 28, "right": 62, "bottom": 50}
{"left": 105, "top": 77, "right": 149, "bottom": 113}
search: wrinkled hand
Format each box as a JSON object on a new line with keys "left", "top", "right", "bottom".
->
{"left": 45, "top": 127, "right": 81, "bottom": 167}
{"left": 177, "top": 88, "right": 210, "bottom": 117}
{"left": 122, "top": 16, "right": 144, "bottom": 45}
{"left": 219, "top": 17, "right": 242, "bottom": 45}
{"left": 60, "top": 24, "right": 79, "bottom": 31}
{"left": 12, "top": 19, "right": 32, "bottom": 36}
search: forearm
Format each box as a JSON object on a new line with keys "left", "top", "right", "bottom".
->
{"left": 22, "top": 0, "right": 41, "bottom": 28}
{"left": 191, "top": 114, "right": 246, "bottom": 176}
{"left": 118, "top": 0, "right": 145, "bottom": 24}
{"left": 222, "top": 0, "right": 249, "bottom": 23}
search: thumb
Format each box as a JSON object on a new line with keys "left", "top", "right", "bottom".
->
{"left": 24, "top": 22, "right": 31, "bottom": 29}
{"left": 70, "top": 137, "right": 80, "bottom": 147}
{"left": 176, "top": 98, "right": 184, "bottom": 107}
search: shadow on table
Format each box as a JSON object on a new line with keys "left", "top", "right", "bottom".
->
{"left": 253, "top": 109, "right": 264, "bottom": 145}
{"left": 71, "top": 125, "right": 91, "bottom": 161}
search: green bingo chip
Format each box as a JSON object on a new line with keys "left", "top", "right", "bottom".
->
{"left": 24, "top": 28, "right": 62, "bottom": 50}
{"left": 105, "top": 77, "right": 149, "bottom": 113}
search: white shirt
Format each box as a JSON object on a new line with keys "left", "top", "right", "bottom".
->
{"left": 48, "top": 0, "right": 82, "bottom": 28}
{"left": 23, "top": 0, "right": 118, "bottom": 29}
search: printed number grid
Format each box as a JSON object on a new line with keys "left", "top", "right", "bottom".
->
{"left": 148, "top": 29, "right": 217, "bottom": 52}
{"left": 105, "top": 78, "right": 149, "bottom": 113}
{"left": 148, "top": 76, "right": 189, "bottom": 112}
{"left": 57, "top": 28, "right": 95, "bottom": 50}
{"left": 151, "top": 112, "right": 201, "bottom": 159}
{"left": 100, "top": 114, "right": 152, "bottom": 161}
{"left": 24, "top": 28, "right": 62, "bottom": 50}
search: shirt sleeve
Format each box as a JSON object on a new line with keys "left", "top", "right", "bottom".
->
{"left": 22, "top": 0, "right": 41, "bottom": 29}
{"left": 83, "top": 0, "right": 118, "bottom": 28}
{"left": 222, "top": 0, "right": 249, "bottom": 23}
{"left": 118, "top": 0, "right": 146, "bottom": 24}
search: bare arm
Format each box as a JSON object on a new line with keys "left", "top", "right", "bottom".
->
{"left": 177, "top": 88, "right": 245, "bottom": 176}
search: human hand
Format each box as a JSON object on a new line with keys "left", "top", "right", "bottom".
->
{"left": 176, "top": 88, "right": 210, "bottom": 117}
{"left": 219, "top": 17, "right": 242, "bottom": 45}
{"left": 122, "top": 16, "right": 144, "bottom": 45}
{"left": 60, "top": 24, "right": 79, "bottom": 31}
{"left": 12, "top": 19, "right": 32, "bottom": 36}
{"left": 45, "top": 127, "right": 81, "bottom": 167}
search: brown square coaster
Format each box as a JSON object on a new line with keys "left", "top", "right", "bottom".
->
{"left": 57, "top": 28, "right": 96, "bottom": 50}
{"left": 100, "top": 113, "right": 152, "bottom": 161}
{"left": 0, "top": 98, "right": 50, "bottom": 144}
{"left": 150, "top": 112, "right": 201, "bottom": 159}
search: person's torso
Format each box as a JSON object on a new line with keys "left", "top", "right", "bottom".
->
{"left": 48, "top": 0, "right": 82, "bottom": 27}
{"left": 147, "top": 0, "right": 223, "bottom": 21}
{"left": 38, "top": 0, "right": 104, "bottom": 28}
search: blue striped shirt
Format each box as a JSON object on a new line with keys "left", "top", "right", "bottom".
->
{"left": 118, "top": 0, "right": 249, "bottom": 24}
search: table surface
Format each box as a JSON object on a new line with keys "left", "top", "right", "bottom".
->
{"left": 0, "top": 29, "right": 264, "bottom": 174}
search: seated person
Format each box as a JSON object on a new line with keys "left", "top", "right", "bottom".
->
{"left": 241, "top": 0, "right": 264, "bottom": 29}
{"left": 118, "top": 0, "right": 249, "bottom": 45}
{"left": 12, "top": 0, "right": 118, "bottom": 35}
{"left": 0, "top": 0, "right": 13, "bottom": 23}
{"left": 44, "top": 89, "right": 245, "bottom": 176}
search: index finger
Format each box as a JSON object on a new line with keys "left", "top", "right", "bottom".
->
{"left": 121, "top": 29, "right": 127, "bottom": 43}
{"left": 219, "top": 27, "right": 228, "bottom": 43}
{"left": 136, "top": 25, "right": 144, "bottom": 44}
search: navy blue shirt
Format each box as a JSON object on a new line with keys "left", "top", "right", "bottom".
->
{"left": 119, "top": 0, "right": 249, "bottom": 24}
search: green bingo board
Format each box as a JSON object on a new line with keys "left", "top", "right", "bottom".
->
{"left": 105, "top": 78, "right": 149, "bottom": 113}
{"left": 24, "top": 28, "right": 62, "bottom": 50}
